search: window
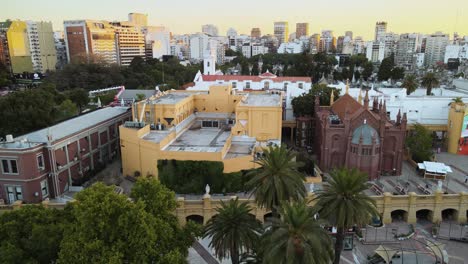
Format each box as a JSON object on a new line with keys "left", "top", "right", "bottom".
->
{"left": 6, "top": 186, "right": 22, "bottom": 202}
{"left": 264, "top": 82, "right": 270, "bottom": 89}
{"left": 41, "top": 180, "right": 49, "bottom": 197}
{"left": 246, "top": 82, "right": 251, "bottom": 89}
{"left": 1, "top": 159, "right": 18, "bottom": 174}
{"left": 37, "top": 154, "right": 44, "bottom": 170}
{"left": 232, "top": 82, "right": 237, "bottom": 88}
{"left": 284, "top": 83, "right": 288, "bottom": 90}
{"left": 298, "top": 83, "right": 303, "bottom": 89}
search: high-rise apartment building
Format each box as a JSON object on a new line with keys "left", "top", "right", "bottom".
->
{"left": 296, "top": 23, "right": 309, "bottom": 39}
{"left": 251, "top": 28, "right": 261, "bottom": 39}
{"left": 424, "top": 32, "right": 449, "bottom": 66}
{"left": 345, "top": 31, "right": 353, "bottom": 40}
{"left": 309, "top": 34, "right": 320, "bottom": 54}
{"left": 0, "top": 21, "right": 13, "bottom": 71}
{"left": 375, "top": 21, "right": 387, "bottom": 41}
{"left": 274, "top": 22, "right": 289, "bottom": 45}
{"left": 64, "top": 20, "right": 118, "bottom": 64}
{"left": 395, "top": 33, "right": 419, "bottom": 69}
{"left": 26, "top": 21, "right": 57, "bottom": 73}
{"left": 145, "top": 26, "right": 171, "bottom": 60}
{"left": 366, "top": 41, "right": 385, "bottom": 63}
{"left": 202, "top": 24, "right": 219, "bottom": 37}
{"left": 319, "top": 30, "right": 335, "bottom": 53}
{"left": 112, "top": 21, "right": 145, "bottom": 66}
{"left": 0, "top": 20, "right": 33, "bottom": 74}
{"left": 54, "top": 31, "right": 67, "bottom": 70}
{"left": 128, "top": 13, "right": 148, "bottom": 27}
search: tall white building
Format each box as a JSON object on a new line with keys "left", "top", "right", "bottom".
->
{"left": 425, "top": 32, "right": 449, "bottom": 66}
{"left": 274, "top": 21, "right": 289, "bottom": 45}
{"left": 145, "top": 26, "right": 171, "bottom": 59}
{"left": 202, "top": 24, "right": 219, "bottom": 37}
{"left": 396, "top": 33, "right": 419, "bottom": 69}
{"left": 320, "top": 30, "right": 335, "bottom": 53}
{"left": 278, "top": 41, "right": 304, "bottom": 54}
{"left": 189, "top": 33, "right": 210, "bottom": 61}
{"left": 444, "top": 44, "right": 468, "bottom": 63}
{"left": 375, "top": 21, "right": 387, "bottom": 41}
{"left": 366, "top": 41, "right": 385, "bottom": 63}
{"left": 112, "top": 21, "right": 145, "bottom": 66}
{"left": 227, "top": 28, "right": 238, "bottom": 47}
{"left": 241, "top": 43, "right": 268, "bottom": 58}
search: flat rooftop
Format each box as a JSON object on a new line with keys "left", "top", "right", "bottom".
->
{"left": 0, "top": 107, "right": 130, "bottom": 149}
{"left": 165, "top": 125, "right": 231, "bottom": 152}
{"left": 150, "top": 93, "right": 192, "bottom": 105}
{"left": 240, "top": 94, "right": 281, "bottom": 107}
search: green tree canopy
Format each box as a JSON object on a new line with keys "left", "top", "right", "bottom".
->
{"left": 58, "top": 182, "right": 198, "bottom": 264}
{"left": 377, "top": 55, "right": 395, "bottom": 81}
{"left": 406, "top": 123, "right": 433, "bottom": 162}
{"left": 64, "top": 88, "right": 89, "bottom": 112}
{"left": 402, "top": 75, "right": 418, "bottom": 95}
{"left": 203, "top": 199, "right": 262, "bottom": 264}
{"left": 291, "top": 84, "right": 341, "bottom": 117}
{"left": 262, "top": 202, "right": 334, "bottom": 264}
{"left": 247, "top": 145, "right": 306, "bottom": 217}
{"left": 421, "top": 72, "right": 440, "bottom": 96}
{"left": 0, "top": 206, "right": 70, "bottom": 264}
{"left": 314, "top": 168, "right": 378, "bottom": 264}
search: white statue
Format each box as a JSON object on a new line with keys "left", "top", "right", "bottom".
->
{"left": 437, "top": 180, "right": 443, "bottom": 191}
{"left": 205, "top": 184, "right": 210, "bottom": 195}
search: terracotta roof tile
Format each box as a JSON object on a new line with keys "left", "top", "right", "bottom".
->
{"left": 331, "top": 94, "right": 363, "bottom": 120}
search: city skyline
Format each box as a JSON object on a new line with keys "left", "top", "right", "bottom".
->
{"left": 3, "top": 0, "right": 468, "bottom": 39}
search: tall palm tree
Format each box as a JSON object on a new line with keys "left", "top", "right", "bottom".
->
{"left": 262, "top": 202, "right": 334, "bottom": 264}
{"left": 313, "top": 168, "right": 378, "bottom": 264}
{"left": 204, "top": 198, "right": 262, "bottom": 264}
{"left": 247, "top": 145, "right": 306, "bottom": 218}
{"left": 402, "top": 74, "right": 418, "bottom": 95}
{"left": 421, "top": 72, "right": 439, "bottom": 96}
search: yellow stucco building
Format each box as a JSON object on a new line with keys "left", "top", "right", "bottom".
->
{"left": 119, "top": 85, "right": 283, "bottom": 178}
{"left": 6, "top": 21, "right": 33, "bottom": 74}
{"left": 447, "top": 102, "right": 468, "bottom": 155}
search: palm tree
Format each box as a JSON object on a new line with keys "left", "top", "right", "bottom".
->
{"left": 203, "top": 198, "right": 262, "bottom": 264}
{"left": 247, "top": 145, "right": 306, "bottom": 218}
{"left": 313, "top": 168, "right": 378, "bottom": 264}
{"left": 402, "top": 74, "right": 418, "bottom": 95}
{"left": 421, "top": 72, "right": 439, "bottom": 96}
{"left": 262, "top": 202, "right": 334, "bottom": 264}
{"left": 452, "top": 97, "right": 463, "bottom": 104}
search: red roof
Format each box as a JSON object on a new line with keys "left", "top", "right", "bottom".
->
{"left": 201, "top": 74, "right": 311, "bottom": 83}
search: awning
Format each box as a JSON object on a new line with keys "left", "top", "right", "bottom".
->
{"left": 417, "top": 161, "right": 452, "bottom": 174}
{"left": 375, "top": 245, "right": 398, "bottom": 263}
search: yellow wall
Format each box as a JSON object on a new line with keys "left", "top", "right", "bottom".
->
{"left": 447, "top": 103, "right": 466, "bottom": 154}
{"left": 120, "top": 85, "right": 283, "bottom": 178}
{"left": 7, "top": 21, "right": 32, "bottom": 73}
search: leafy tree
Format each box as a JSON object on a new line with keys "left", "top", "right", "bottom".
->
{"left": 390, "top": 67, "right": 405, "bottom": 81}
{"left": 421, "top": 72, "right": 440, "bottom": 96}
{"left": 0, "top": 206, "right": 70, "bottom": 264}
{"left": 246, "top": 145, "right": 306, "bottom": 218}
{"left": 0, "top": 88, "right": 57, "bottom": 136}
{"left": 313, "top": 168, "right": 378, "bottom": 264}
{"left": 0, "top": 62, "right": 11, "bottom": 87}
{"left": 130, "top": 178, "right": 202, "bottom": 259}
{"left": 136, "top": 93, "right": 146, "bottom": 101}
{"left": 402, "top": 75, "right": 418, "bottom": 95}
{"left": 64, "top": 88, "right": 89, "bottom": 112}
{"left": 406, "top": 123, "right": 433, "bottom": 162}
{"left": 57, "top": 99, "right": 78, "bottom": 120}
{"left": 262, "top": 202, "right": 334, "bottom": 264}
{"left": 58, "top": 182, "right": 192, "bottom": 264}
{"left": 377, "top": 55, "right": 395, "bottom": 81}
{"left": 291, "top": 84, "right": 341, "bottom": 117}
{"left": 203, "top": 199, "right": 262, "bottom": 264}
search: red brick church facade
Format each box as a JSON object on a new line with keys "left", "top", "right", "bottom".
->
{"left": 314, "top": 90, "right": 407, "bottom": 180}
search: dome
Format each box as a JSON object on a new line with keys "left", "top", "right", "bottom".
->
{"left": 351, "top": 124, "right": 379, "bottom": 145}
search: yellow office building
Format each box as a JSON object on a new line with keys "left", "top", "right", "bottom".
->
{"left": 119, "top": 85, "right": 283, "bottom": 178}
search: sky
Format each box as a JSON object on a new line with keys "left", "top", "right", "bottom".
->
{"left": 2, "top": 0, "right": 468, "bottom": 39}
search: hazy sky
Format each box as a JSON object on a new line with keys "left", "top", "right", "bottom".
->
{"left": 3, "top": 0, "right": 468, "bottom": 39}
